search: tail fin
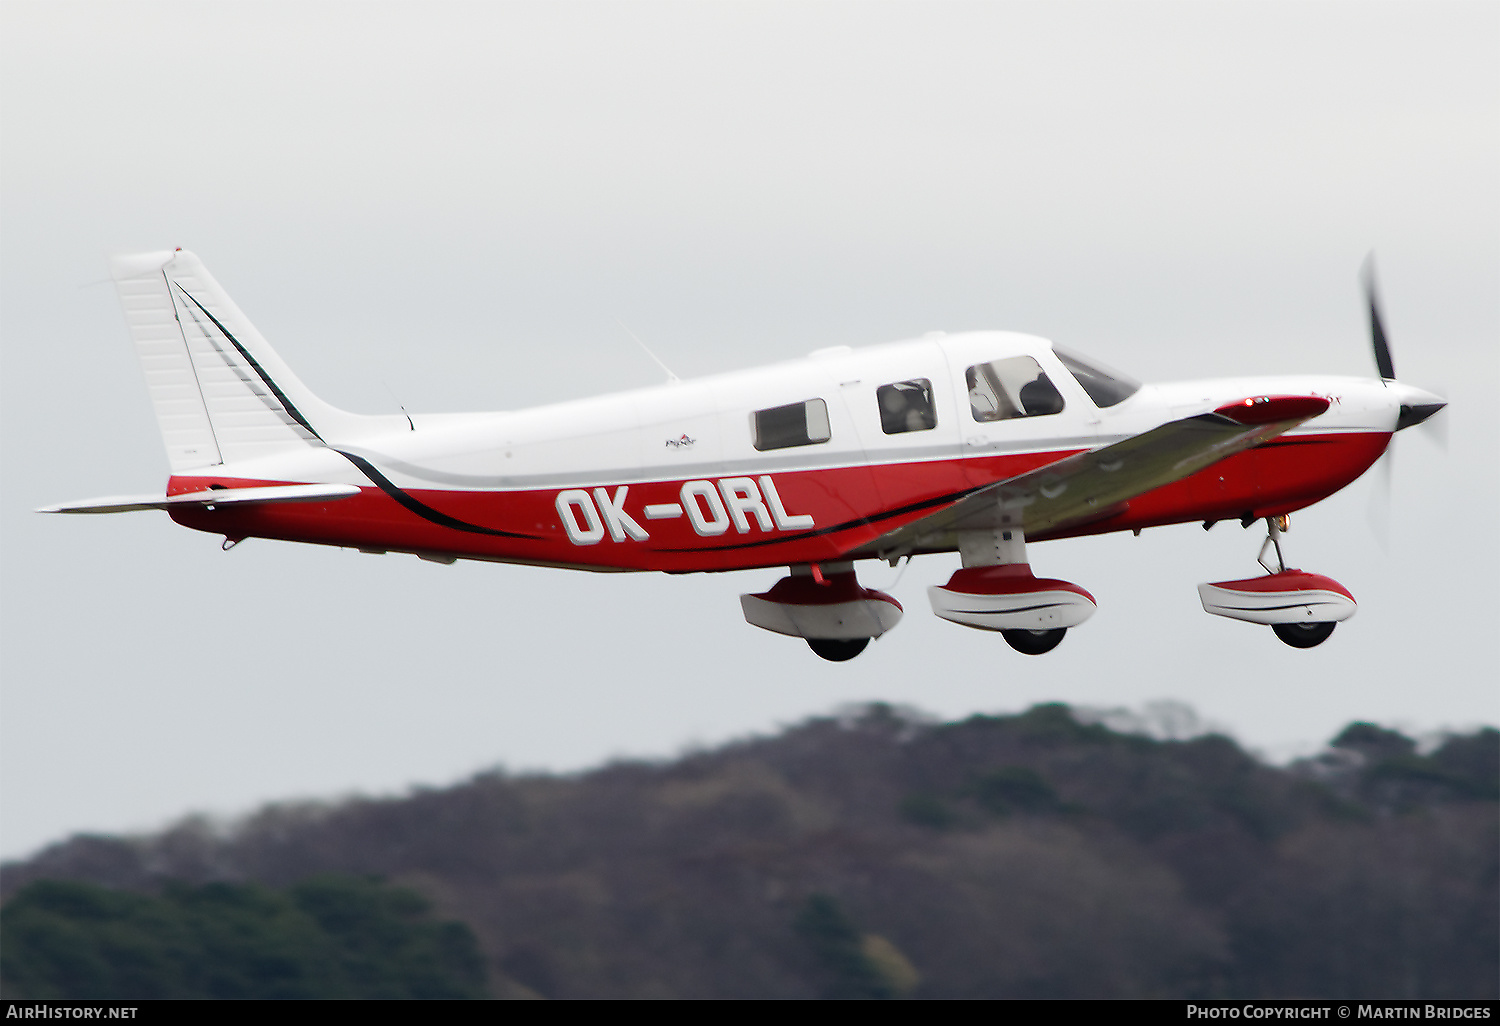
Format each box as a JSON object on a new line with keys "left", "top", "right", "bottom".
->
{"left": 111, "top": 250, "right": 402, "bottom": 471}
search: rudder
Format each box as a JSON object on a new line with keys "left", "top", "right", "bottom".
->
{"left": 111, "top": 250, "right": 399, "bottom": 471}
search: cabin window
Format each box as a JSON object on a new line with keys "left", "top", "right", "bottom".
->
{"left": 1054, "top": 346, "right": 1141, "bottom": 408}
{"left": 876, "top": 379, "right": 937, "bottom": 434}
{"left": 752, "top": 398, "right": 831, "bottom": 451}
{"left": 966, "top": 356, "right": 1065, "bottom": 421}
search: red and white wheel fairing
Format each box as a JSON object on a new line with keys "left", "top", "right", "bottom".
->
{"left": 927, "top": 564, "right": 1097, "bottom": 632}
{"left": 1198, "top": 570, "right": 1356, "bottom": 625}
{"left": 740, "top": 570, "right": 903, "bottom": 640}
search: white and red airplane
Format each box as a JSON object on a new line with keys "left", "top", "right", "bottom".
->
{"left": 42, "top": 250, "right": 1445, "bottom": 660}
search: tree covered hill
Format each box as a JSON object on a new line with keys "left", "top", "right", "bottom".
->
{"left": 3, "top": 704, "right": 1495, "bottom": 999}
{"left": 1, "top": 876, "right": 486, "bottom": 1000}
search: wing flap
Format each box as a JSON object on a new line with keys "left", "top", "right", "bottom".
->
{"left": 868, "top": 394, "right": 1330, "bottom": 551}
{"left": 37, "top": 483, "right": 361, "bottom": 514}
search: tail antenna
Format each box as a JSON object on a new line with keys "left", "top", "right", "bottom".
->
{"left": 381, "top": 380, "right": 415, "bottom": 432}
{"left": 615, "top": 317, "right": 680, "bottom": 384}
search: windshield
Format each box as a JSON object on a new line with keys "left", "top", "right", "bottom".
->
{"left": 1054, "top": 346, "right": 1141, "bottom": 408}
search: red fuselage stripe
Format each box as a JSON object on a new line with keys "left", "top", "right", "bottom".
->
{"left": 166, "top": 430, "right": 1389, "bottom": 572}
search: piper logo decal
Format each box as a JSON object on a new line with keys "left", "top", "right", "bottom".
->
{"left": 555, "top": 476, "right": 813, "bottom": 546}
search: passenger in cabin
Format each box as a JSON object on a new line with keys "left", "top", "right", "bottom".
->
{"left": 879, "top": 387, "right": 909, "bottom": 433}
{"left": 1020, "top": 374, "right": 1065, "bottom": 416}
{"left": 878, "top": 381, "right": 936, "bottom": 434}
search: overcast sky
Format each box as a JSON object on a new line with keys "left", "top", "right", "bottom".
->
{"left": 2, "top": 1, "right": 1496, "bottom": 861}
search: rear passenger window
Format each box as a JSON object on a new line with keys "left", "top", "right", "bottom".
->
{"left": 753, "top": 399, "right": 831, "bottom": 451}
{"left": 876, "top": 379, "right": 937, "bottom": 434}
{"left": 967, "top": 357, "right": 1065, "bottom": 421}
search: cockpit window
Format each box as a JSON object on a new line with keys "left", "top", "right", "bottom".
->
{"left": 967, "top": 357, "right": 1065, "bottom": 421}
{"left": 876, "top": 379, "right": 937, "bottom": 434}
{"left": 1054, "top": 346, "right": 1141, "bottom": 408}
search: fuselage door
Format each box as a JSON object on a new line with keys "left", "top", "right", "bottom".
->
{"left": 940, "top": 338, "right": 1103, "bottom": 486}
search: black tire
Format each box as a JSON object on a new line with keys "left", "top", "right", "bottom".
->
{"left": 1001, "top": 628, "right": 1067, "bottom": 655}
{"left": 807, "top": 637, "right": 870, "bottom": 662}
{"left": 1272, "top": 621, "right": 1336, "bottom": 648}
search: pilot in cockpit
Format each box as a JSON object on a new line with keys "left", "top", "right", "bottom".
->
{"left": 1020, "top": 373, "right": 1065, "bottom": 416}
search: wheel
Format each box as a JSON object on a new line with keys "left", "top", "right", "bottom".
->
{"left": 807, "top": 637, "right": 870, "bottom": 662}
{"left": 1001, "top": 628, "right": 1067, "bottom": 655}
{"left": 1272, "top": 621, "right": 1336, "bottom": 648}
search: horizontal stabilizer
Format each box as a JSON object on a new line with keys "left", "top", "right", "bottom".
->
{"left": 37, "top": 483, "right": 361, "bottom": 515}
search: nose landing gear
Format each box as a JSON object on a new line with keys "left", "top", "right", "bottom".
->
{"left": 1198, "top": 516, "right": 1356, "bottom": 648}
{"left": 1271, "top": 621, "right": 1338, "bottom": 649}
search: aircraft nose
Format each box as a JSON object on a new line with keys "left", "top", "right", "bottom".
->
{"left": 1389, "top": 383, "right": 1446, "bottom": 431}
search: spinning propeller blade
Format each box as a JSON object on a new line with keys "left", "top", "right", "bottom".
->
{"left": 1363, "top": 255, "right": 1396, "bottom": 381}
{"left": 1363, "top": 254, "right": 1445, "bottom": 431}
{"left": 1366, "top": 444, "right": 1393, "bottom": 553}
{"left": 1359, "top": 255, "right": 1447, "bottom": 550}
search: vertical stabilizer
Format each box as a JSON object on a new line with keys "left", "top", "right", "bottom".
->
{"left": 110, "top": 250, "right": 401, "bottom": 471}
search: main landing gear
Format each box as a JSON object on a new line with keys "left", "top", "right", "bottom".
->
{"left": 1000, "top": 628, "right": 1069, "bottom": 655}
{"left": 806, "top": 637, "right": 871, "bottom": 662}
{"left": 739, "top": 563, "right": 902, "bottom": 662}
{"left": 927, "top": 525, "right": 1096, "bottom": 656}
{"left": 1198, "top": 516, "right": 1356, "bottom": 648}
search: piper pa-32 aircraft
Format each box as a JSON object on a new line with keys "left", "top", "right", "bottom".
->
{"left": 42, "top": 250, "right": 1446, "bottom": 661}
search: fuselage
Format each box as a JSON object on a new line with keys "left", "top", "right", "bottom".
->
{"left": 164, "top": 331, "right": 1397, "bottom": 572}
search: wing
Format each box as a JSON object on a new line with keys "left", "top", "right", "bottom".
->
{"left": 37, "top": 483, "right": 361, "bottom": 514}
{"left": 862, "top": 394, "right": 1330, "bottom": 554}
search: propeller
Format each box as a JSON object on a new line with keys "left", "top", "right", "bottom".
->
{"left": 1363, "top": 256, "right": 1396, "bottom": 381}
{"left": 1364, "top": 254, "right": 1447, "bottom": 432}
{"left": 1361, "top": 255, "right": 1447, "bottom": 549}
{"left": 1366, "top": 438, "right": 1395, "bottom": 552}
